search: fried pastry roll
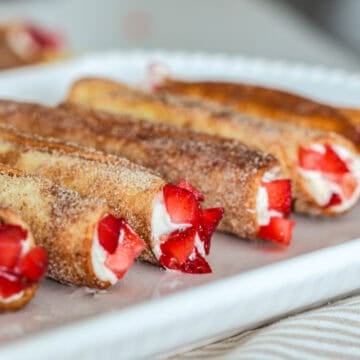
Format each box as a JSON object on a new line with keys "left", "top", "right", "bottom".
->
{"left": 0, "top": 101, "right": 294, "bottom": 245}
{"left": 0, "top": 124, "right": 221, "bottom": 273}
{"left": 66, "top": 78, "right": 360, "bottom": 216}
{"left": 146, "top": 65, "right": 360, "bottom": 147}
{"left": 0, "top": 165, "right": 146, "bottom": 288}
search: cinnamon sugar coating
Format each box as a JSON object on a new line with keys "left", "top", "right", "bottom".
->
{"left": 66, "top": 79, "right": 359, "bottom": 215}
{"left": 0, "top": 100, "right": 280, "bottom": 238}
{"left": 0, "top": 165, "right": 111, "bottom": 288}
{"left": 0, "top": 125, "right": 164, "bottom": 264}
{"left": 156, "top": 78, "right": 360, "bottom": 147}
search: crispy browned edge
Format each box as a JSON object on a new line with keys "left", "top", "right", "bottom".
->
{"left": 67, "top": 78, "right": 360, "bottom": 216}
{"left": 0, "top": 125, "right": 164, "bottom": 264}
{"left": 156, "top": 78, "right": 360, "bottom": 148}
{"left": 0, "top": 164, "right": 112, "bottom": 289}
{"left": 0, "top": 207, "right": 38, "bottom": 311}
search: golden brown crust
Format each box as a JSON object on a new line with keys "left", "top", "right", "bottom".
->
{"left": 0, "top": 165, "right": 111, "bottom": 288}
{"left": 68, "top": 77, "right": 132, "bottom": 104}
{"left": 340, "top": 107, "right": 360, "bottom": 137}
{"left": 156, "top": 78, "right": 360, "bottom": 148}
{"left": 0, "top": 207, "right": 38, "bottom": 311}
{"left": 66, "top": 78, "right": 360, "bottom": 216}
{"left": 0, "top": 126, "right": 165, "bottom": 264}
{"left": 0, "top": 100, "right": 281, "bottom": 239}
{"left": 0, "top": 25, "right": 26, "bottom": 69}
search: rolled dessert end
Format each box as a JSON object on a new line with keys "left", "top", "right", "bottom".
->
{"left": 256, "top": 168, "right": 295, "bottom": 246}
{"left": 297, "top": 143, "right": 360, "bottom": 215}
{"left": 0, "top": 208, "right": 47, "bottom": 311}
{"left": 151, "top": 179, "right": 223, "bottom": 274}
{"left": 0, "top": 166, "right": 145, "bottom": 289}
{"left": 92, "top": 215, "right": 146, "bottom": 284}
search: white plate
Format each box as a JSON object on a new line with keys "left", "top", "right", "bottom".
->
{"left": 0, "top": 51, "right": 359, "bottom": 360}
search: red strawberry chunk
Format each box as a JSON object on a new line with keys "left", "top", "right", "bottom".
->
{"left": 0, "top": 224, "right": 27, "bottom": 242}
{"left": 0, "top": 239, "right": 21, "bottom": 271}
{"left": 323, "top": 172, "right": 358, "bottom": 206}
{"left": 177, "top": 178, "right": 205, "bottom": 202}
{"left": 198, "top": 207, "right": 224, "bottom": 255}
{"left": 0, "top": 273, "right": 23, "bottom": 299}
{"left": 120, "top": 221, "right": 146, "bottom": 256}
{"left": 258, "top": 217, "right": 295, "bottom": 246}
{"left": 158, "top": 254, "right": 180, "bottom": 270}
{"left": 160, "top": 248, "right": 212, "bottom": 274}
{"left": 163, "top": 184, "right": 199, "bottom": 225}
{"left": 180, "top": 249, "right": 212, "bottom": 274}
{"left": 160, "top": 227, "right": 196, "bottom": 265}
{"left": 20, "top": 247, "right": 48, "bottom": 281}
{"left": 324, "top": 193, "right": 342, "bottom": 208}
{"left": 105, "top": 220, "right": 145, "bottom": 279}
{"left": 335, "top": 173, "right": 358, "bottom": 200}
{"left": 98, "top": 215, "right": 122, "bottom": 254}
{"left": 0, "top": 224, "right": 27, "bottom": 270}
{"left": 262, "top": 179, "right": 292, "bottom": 216}
{"left": 26, "top": 24, "right": 63, "bottom": 49}
{"left": 299, "top": 145, "right": 349, "bottom": 174}
{"left": 105, "top": 245, "right": 136, "bottom": 279}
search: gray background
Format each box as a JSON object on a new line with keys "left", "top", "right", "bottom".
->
{"left": 0, "top": 0, "right": 359, "bottom": 71}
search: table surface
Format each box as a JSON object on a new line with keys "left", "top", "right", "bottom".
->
{"left": 171, "top": 294, "right": 360, "bottom": 359}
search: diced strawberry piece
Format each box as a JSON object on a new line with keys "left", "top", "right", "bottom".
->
{"left": 198, "top": 207, "right": 224, "bottom": 255}
{"left": 299, "top": 147, "right": 325, "bottom": 171}
{"left": 258, "top": 217, "right": 295, "bottom": 246}
{"left": 163, "top": 184, "right": 199, "bottom": 225}
{"left": 20, "top": 247, "right": 48, "bottom": 281}
{"left": 339, "top": 174, "right": 358, "bottom": 200}
{"left": 323, "top": 146, "right": 350, "bottom": 173}
{"left": 299, "top": 145, "right": 349, "bottom": 174}
{"left": 98, "top": 215, "right": 122, "bottom": 254}
{"left": 104, "top": 220, "right": 145, "bottom": 279}
{"left": 0, "top": 239, "right": 21, "bottom": 270}
{"left": 180, "top": 249, "right": 212, "bottom": 274}
{"left": 325, "top": 173, "right": 358, "bottom": 202}
{"left": 0, "top": 224, "right": 27, "bottom": 270}
{"left": 0, "top": 273, "right": 23, "bottom": 299}
{"left": 0, "top": 224, "right": 27, "bottom": 242}
{"left": 158, "top": 254, "right": 181, "bottom": 271}
{"left": 160, "top": 227, "right": 196, "bottom": 265}
{"left": 262, "top": 179, "right": 292, "bottom": 216}
{"left": 120, "top": 221, "right": 146, "bottom": 256}
{"left": 324, "top": 193, "right": 342, "bottom": 208}
{"left": 177, "top": 178, "right": 205, "bottom": 202}
{"left": 105, "top": 245, "right": 135, "bottom": 279}
{"left": 26, "top": 24, "right": 62, "bottom": 49}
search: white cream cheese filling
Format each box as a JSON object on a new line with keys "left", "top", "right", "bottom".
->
{"left": 151, "top": 190, "right": 205, "bottom": 263}
{"left": 91, "top": 225, "right": 119, "bottom": 285}
{"left": 299, "top": 144, "right": 360, "bottom": 212}
{"left": 256, "top": 168, "right": 283, "bottom": 226}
